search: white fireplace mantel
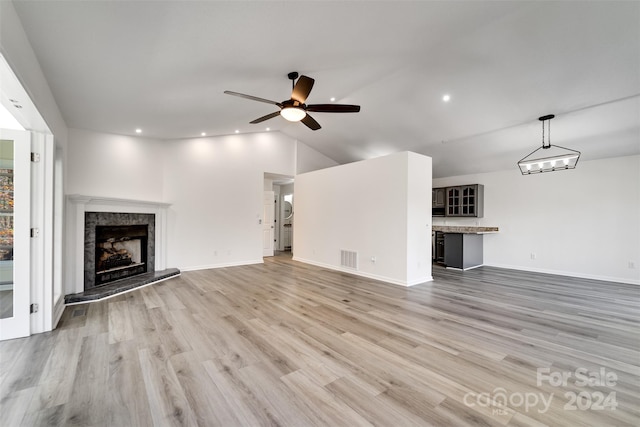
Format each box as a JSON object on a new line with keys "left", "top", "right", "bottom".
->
{"left": 66, "top": 195, "right": 171, "bottom": 295}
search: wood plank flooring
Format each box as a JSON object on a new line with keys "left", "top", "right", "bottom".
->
{"left": 1, "top": 253, "right": 639, "bottom": 426}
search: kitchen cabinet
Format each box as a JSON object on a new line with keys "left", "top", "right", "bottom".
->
{"left": 432, "top": 188, "right": 446, "bottom": 216}
{"left": 446, "top": 187, "right": 461, "bottom": 216}
{"left": 441, "top": 184, "right": 483, "bottom": 217}
{"left": 444, "top": 233, "right": 484, "bottom": 270}
{"left": 433, "top": 231, "right": 445, "bottom": 263}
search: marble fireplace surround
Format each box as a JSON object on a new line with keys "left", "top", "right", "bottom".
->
{"left": 66, "top": 195, "right": 171, "bottom": 295}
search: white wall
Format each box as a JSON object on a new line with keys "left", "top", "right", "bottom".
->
{"left": 67, "top": 128, "right": 164, "bottom": 201}
{"left": 65, "top": 129, "right": 301, "bottom": 271}
{"left": 433, "top": 155, "right": 640, "bottom": 284}
{"left": 296, "top": 141, "right": 339, "bottom": 174}
{"left": 1, "top": 1, "right": 68, "bottom": 330}
{"left": 162, "top": 132, "right": 297, "bottom": 270}
{"left": 294, "top": 151, "right": 432, "bottom": 286}
{"left": 0, "top": 1, "right": 67, "bottom": 147}
{"left": 407, "top": 152, "right": 433, "bottom": 283}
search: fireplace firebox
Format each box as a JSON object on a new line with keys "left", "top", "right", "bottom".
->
{"left": 95, "top": 224, "right": 148, "bottom": 286}
{"left": 84, "top": 212, "right": 156, "bottom": 290}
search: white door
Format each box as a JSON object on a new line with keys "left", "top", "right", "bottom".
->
{"left": 263, "top": 191, "right": 275, "bottom": 257}
{"left": 0, "top": 129, "right": 31, "bottom": 340}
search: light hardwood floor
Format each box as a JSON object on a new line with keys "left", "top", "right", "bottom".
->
{"left": 1, "top": 253, "right": 639, "bottom": 426}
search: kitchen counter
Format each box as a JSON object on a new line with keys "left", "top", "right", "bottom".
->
{"left": 432, "top": 226, "right": 498, "bottom": 270}
{"left": 432, "top": 225, "right": 499, "bottom": 234}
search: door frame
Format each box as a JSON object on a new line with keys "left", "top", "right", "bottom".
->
{"left": 0, "top": 128, "right": 31, "bottom": 340}
{"left": 30, "top": 132, "right": 54, "bottom": 334}
{"left": 263, "top": 191, "right": 275, "bottom": 257}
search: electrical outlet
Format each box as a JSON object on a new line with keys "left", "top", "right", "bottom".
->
{"left": 371, "top": 256, "right": 376, "bottom": 263}
{"left": 629, "top": 261, "right": 636, "bottom": 269}
{"left": 530, "top": 253, "right": 536, "bottom": 260}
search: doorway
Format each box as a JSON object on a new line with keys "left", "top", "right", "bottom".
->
{"left": 0, "top": 129, "right": 31, "bottom": 340}
{"left": 281, "top": 193, "right": 293, "bottom": 251}
{"left": 0, "top": 53, "right": 58, "bottom": 340}
{"left": 263, "top": 173, "right": 294, "bottom": 256}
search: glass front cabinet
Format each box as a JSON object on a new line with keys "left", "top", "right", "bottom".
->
{"left": 438, "top": 184, "right": 484, "bottom": 218}
{"left": 446, "top": 187, "right": 461, "bottom": 216}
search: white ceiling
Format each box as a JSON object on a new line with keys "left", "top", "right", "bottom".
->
{"left": 11, "top": 0, "right": 640, "bottom": 177}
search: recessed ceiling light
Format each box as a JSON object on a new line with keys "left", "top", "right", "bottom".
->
{"left": 266, "top": 127, "right": 270, "bottom": 131}
{"left": 442, "top": 94, "right": 451, "bottom": 102}
{"left": 135, "top": 128, "right": 142, "bottom": 133}
{"left": 235, "top": 130, "right": 239, "bottom": 134}
{"left": 330, "top": 97, "right": 336, "bottom": 102}
{"left": 201, "top": 132, "right": 206, "bottom": 136}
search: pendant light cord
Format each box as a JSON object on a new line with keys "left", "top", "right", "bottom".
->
{"left": 542, "top": 117, "right": 552, "bottom": 149}
{"left": 548, "top": 119, "right": 551, "bottom": 147}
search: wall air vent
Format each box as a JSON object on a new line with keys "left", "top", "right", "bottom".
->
{"left": 340, "top": 250, "right": 358, "bottom": 270}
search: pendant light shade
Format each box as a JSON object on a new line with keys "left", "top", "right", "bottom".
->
{"left": 518, "top": 115, "right": 580, "bottom": 175}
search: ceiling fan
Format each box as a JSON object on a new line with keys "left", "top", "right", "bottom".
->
{"left": 224, "top": 72, "right": 360, "bottom": 131}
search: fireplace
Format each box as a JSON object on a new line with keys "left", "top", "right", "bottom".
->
{"left": 95, "top": 224, "right": 148, "bottom": 286}
{"left": 66, "top": 196, "right": 171, "bottom": 296}
{"left": 84, "top": 212, "right": 155, "bottom": 290}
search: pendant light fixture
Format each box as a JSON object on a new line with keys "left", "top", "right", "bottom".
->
{"left": 518, "top": 114, "right": 580, "bottom": 175}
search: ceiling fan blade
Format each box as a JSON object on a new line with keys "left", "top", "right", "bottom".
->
{"left": 301, "top": 114, "right": 321, "bottom": 131}
{"left": 250, "top": 111, "right": 281, "bottom": 124}
{"left": 224, "top": 91, "right": 282, "bottom": 106}
{"left": 306, "top": 104, "right": 361, "bottom": 113}
{"left": 291, "top": 75, "right": 315, "bottom": 104}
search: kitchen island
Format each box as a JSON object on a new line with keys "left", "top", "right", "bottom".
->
{"left": 432, "top": 225, "right": 499, "bottom": 270}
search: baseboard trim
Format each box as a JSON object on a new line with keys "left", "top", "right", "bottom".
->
{"left": 53, "top": 297, "right": 65, "bottom": 327}
{"left": 485, "top": 263, "right": 640, "bottom": 286}
{"left": 292, "top": 256, "right": 432, "bottom": 287}
{"left": 180, "top": 259, "right": 263, "bottom": 272}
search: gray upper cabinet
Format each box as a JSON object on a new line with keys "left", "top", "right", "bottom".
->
{"left": 432, "top": 188, "right": 446, "bottom": 216}
{"left": 461, "top": 184, "right": 482, "bottom": 217}
{"left": 446, "top": 186, "right": 461, "bottom": 216}
{"left": 434, "top": 184, "right": 484, "bottom": 217}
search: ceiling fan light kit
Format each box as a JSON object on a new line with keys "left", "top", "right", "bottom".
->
{"left": 280, "top": 107, "right": 306, "bottom": 122}
{"left": 224, "top": 71, "right": 360, "bottom": 130}
{"left": 518, "top": 114, "right": 581, "bottom": 175}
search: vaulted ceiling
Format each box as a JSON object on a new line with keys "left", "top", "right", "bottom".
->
{"left": 11, "top": 1, "right": 640, "bottom": 177}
